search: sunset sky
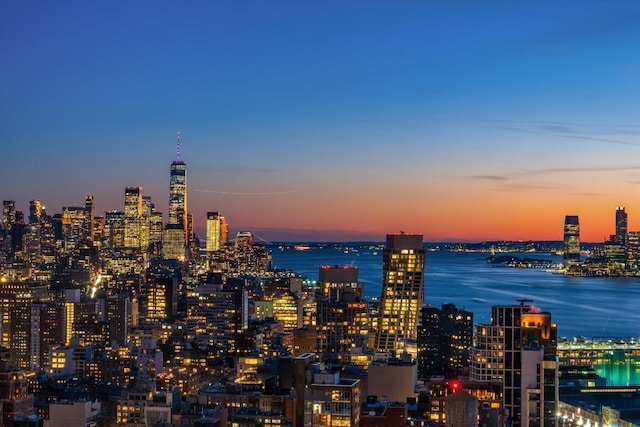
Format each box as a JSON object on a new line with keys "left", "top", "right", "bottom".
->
{"left": 2, "top": 1, "right": 640, "bottom": 242}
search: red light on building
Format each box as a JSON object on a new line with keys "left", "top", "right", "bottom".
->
{"left": 528, "top": 305, "right": 542, "bottom": 313}
{"left": 446, "top": 380, "right": 461, "bottom": 392}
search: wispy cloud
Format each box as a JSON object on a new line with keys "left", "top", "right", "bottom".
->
{"left": 468, "top": 165, "right": 640, "bottom": 182}
{"left": 194, "top": 189, "right": 299, "bottom": 196}
{"left": 471, "top": 175, "right": 510, "bottom": 181}
{"left": 232, "top": 226, "right": 384, "bottom": 243}
{"left": 495, "top": 125, "right": 640, "bottom": 146}
{"left": 518, "top": 165, "right": 640, "bottom": 176}
{"left": 488, "top": 183, "right": 561, "bottom": 192}
{"left": 208, "top": 166, "right": 292, "bottom": 174}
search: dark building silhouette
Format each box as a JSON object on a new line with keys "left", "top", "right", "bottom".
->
{"left": 616, "top": 206, "right": 628, "bottom": 244}
{"left": 143, "top": 260, "right": 181, "bottom": 323}
{"left": 106, "top": 295, "right": 129, "bottom": 347}
{"left": 418, "top": 303, "right": 473, "bottom": 379}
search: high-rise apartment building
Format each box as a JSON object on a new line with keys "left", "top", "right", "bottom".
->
{"left": 187, "top": 282, "right": 248, "bottom": 351}
{"left": 304, "top": 371, "right": 361, "bottom": 427}
{"left": 162, "top": 224, "right": 185, "bottom": 261}
{"left": 206, "top": 211, "right": 228, "bottom": 252}
{"left": 0, "top": 281, "right": 47, "bottom": 369}
{"left": 30, "top": 301, "right": 65, "bottom": 371}
{"left": 144, "top": 271, "right": 179, "bottom": 323}
{"left": 375, "top": 233, "right": 425, "bottom": 353}
{"left": 104, "top": 211, "right": 125, "bottom": 249}
{"left": 417, "top": 303, "right": 473, "bottom": 379}
{"left": 28, "top": 199, "right": 43, "bottom": 224}
{"left": 124, "top": 187, "right": 143, "bottom": 249}
{"left": 61, "top": 206, "right": 87, "bottom": 250}
{"left": 315, "top": 266, "right": 369, "bottom": 354}
{"left": 139, "top": 196, "right": 154, "bottom": 251}
{"left": 39, "top": 213, "right": 56, "bottom": 260}
{"left": 124, "top": 187, "right": 142, "bottom": 218}
{"left": 316, "top": 265, "right": 363, "bottom": 301}
{"left": 149, "top": 212, "right": 163, "bottom": 256}
{"left": 563, "top": 215, "right": 580, "bottom": 267}
{"left": 470, "top": 303, "right": 558, "bottom": 427}
{"left": 104, "top": 295, "right": 130, "bottom": 347}
{"left": 84, "top": 195, "right": 95, "bottom": 242}
{"left": 2, "top": 200, "right": 16, "bottom": 230}
{"left": 266, "top": 291, "right": 302, "bottom": 333}
{"left": 615, "top": 206, "right": 628, "bottom": 245}
{"left": 21, "top": 225, "right": 41, "bottom": 267}
{"left": 627, "top": 231, "right": 640, "bottom": 270}
{"left": 2, "top": 200, "right": 16, "bottom": 256}
{"left": 0, "top": 360, "right": 35, "bottom": 426}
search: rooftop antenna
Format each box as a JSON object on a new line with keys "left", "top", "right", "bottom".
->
{"left": 176, "top": 130, "right": 182, "bottom": 162}
{"left": 516, "top": 298, "right": 533, "bottom": 307}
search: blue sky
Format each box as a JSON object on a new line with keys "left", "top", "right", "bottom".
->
{"left": 2, "top": 1, "right": 640, "bottom": 241}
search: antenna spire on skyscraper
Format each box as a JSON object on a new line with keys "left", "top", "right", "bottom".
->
{"left": 176, "top": 130, "right": 182, "bottom": 163}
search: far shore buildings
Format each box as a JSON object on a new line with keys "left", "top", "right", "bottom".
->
{"left": 563, "top": 215, "right": 580, "bottom": 268}
{"left": 563, "top": 207, "right": 640, "bottom": 276}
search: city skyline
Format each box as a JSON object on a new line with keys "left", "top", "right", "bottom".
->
{"left": 3, "top": 2, "right": 640, "bottom": 242}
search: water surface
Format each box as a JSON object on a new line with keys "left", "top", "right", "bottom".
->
{"left": 271, "top": 248, "right": 640, "bottom": 339}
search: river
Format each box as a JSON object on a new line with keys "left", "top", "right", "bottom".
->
{"left": 271, "top": 247, "right": 640, "bottom": 340}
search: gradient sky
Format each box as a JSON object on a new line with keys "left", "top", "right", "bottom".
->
{"left": 2, "top": 1, "right": 640, "bottom": 242}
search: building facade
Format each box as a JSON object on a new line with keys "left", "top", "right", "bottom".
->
{"left": 418, "top": 303, "right": 473, "bottom": 379}
{"left": 563, "top": 216, "right": 580, "bottom": 267}
{"left": 470, "top": 304, "right": 558, "bottom": 427}
{"left": 374, "top": 233, "right": 425, "bottom": 353}
{"left": 206, "top": 211, "right": 228, "bottom": 253}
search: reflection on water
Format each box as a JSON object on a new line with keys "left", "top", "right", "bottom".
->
{"left": 272, "top": 248, "right": 640, "bottom": 339}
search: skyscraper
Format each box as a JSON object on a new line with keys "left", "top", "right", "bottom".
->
{"left": 470, "top": 303, "right": 558, "bottom": 427}
{"left": 84, "top": 194, "right": 95, "bottom": 242}
{"left": 168, "top": 133, "right": 187, "bottom": 234}
{"left": 616, "top": 206, "right": 628, "bottom": 244}
{"left": 165, "top": 132, "right": 187, "bottom": 260}
{"left": 316, "top": 265, "right": 369, "bottom": 354}
{"left": 144, "top": 261, "right": 180, "bottom": 323}
{"left": 375, "top": 232, "right": 425, "bottom": 353}
{"left": 61, "top": 206, "right": 86, "bottom": 250}
{"left": 563, "top": 215, "right": 580, "bottom": 267}
{"left": 2, "top": 200, "right": 16, "bottom": 230}
{"left": 417, "top": 303, "right": 473, "bottom": 379}
{"left": 104, "top": 211, "right": 125, "bottom": 248}
{"left": 124, "top": 187, "right": 142, "bottom": 218}
{"left": 124, "top": 187, "right": 142, "bottom": 248}
{"left": 28, "top": 199, "right": 43, "bottom": 224}
{"left": 206, "top": 212, "right": 228, "bottom": 252}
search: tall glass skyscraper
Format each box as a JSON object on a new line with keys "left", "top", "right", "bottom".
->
{"left": 470, "top": 304, "right": 558, "bottom": 427}
{"left": 206, "top": 211, "right": 228, "bottom": 252}
{"left": 165, "top": 132, "right": 187, "bottom": 260}
{"left": 124, "top": 187, "right": 142, "bottom": 248}
{"left": 616, "top": 206, "right": 628, "bottom": 244}
{"left": 563, "top": 215, "right": 580, "bottom": 267}
{"left": 374, "top": 232, "right": 425, "bottom": 353}
{"left": 168, "top": 134, "right": 187, "bottom": 232}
